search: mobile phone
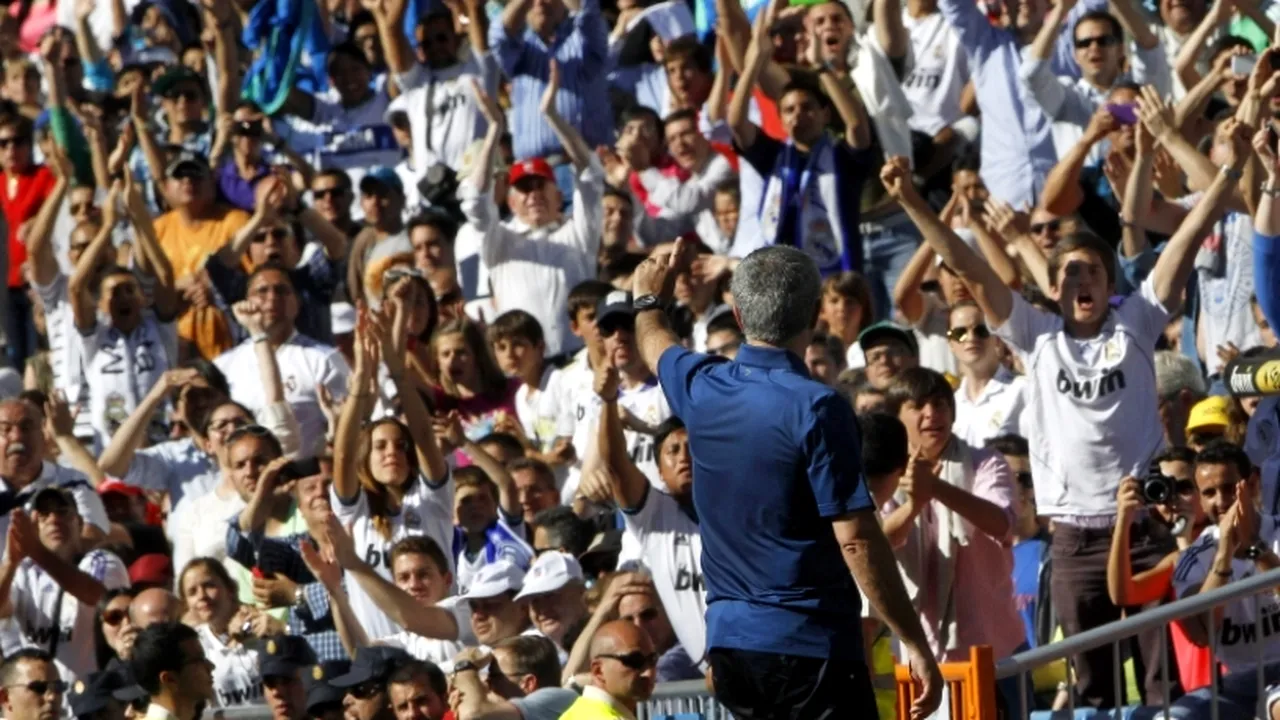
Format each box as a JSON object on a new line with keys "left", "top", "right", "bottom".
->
{"left": 279, "top": 457, "right": 322, "bottom": 482}
{"left": 1105, "top": 103, "right": 1138, "bottom": 126}
{"left": 1231, "top": 54, "right": 1258, "bottom": 76}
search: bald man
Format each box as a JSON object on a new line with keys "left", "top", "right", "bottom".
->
{"left": 130, "top": 588, "right": 181, "bottom": 629}
{"left": 0, "top": 399, "right": 109, "bottom": 555}
{"left": 559, "top": 621, "right": 657, "bottom": 719}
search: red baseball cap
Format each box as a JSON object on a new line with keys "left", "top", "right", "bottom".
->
{"left": 99, "top": 480, "right": 143, "bottom": 498}
{"left": 129, "top": 554, "right": 173, "bottom": 586}
{"left": 508, "top": 158, "right": 555, "bottom": 185}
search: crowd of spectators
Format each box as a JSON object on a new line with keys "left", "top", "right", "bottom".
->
{"left": 0, "top": 0, "right": 1275, "bottom": 716}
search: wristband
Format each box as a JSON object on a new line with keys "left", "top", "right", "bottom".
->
{"left": 1264, "top": 185, "right": 1280, "bottom": 196}
{"left": 251, "top": 333, "right": 269, "bottom": 344}
{"left": 1221, "top": 165, "right": 1244, "bottom": 181}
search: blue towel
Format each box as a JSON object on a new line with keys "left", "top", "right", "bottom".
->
{"left": 241, "top": 0, "right": 331, "bottom": 115}
{"left": 694, "top": 0, "right": 769, "bottom": 40}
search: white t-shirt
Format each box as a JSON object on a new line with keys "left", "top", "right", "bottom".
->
{"left": 196, "top": 624, "right": 263, "bottom": 708}
{"left": 2, "top": 549, "right": 129, "bottom": 684}
{"left": 902, "top": 11, "right": 969, "bottom": 136}
{"left": 516, "top": 365, "right": 572, "bottom": 457}
{"left": 331, "top": 473, "right": 456, "bottom": 640}
{"left": 310, "top": 90, "right": 401, "bottom": 196}
{"left": 214, "top": 333, "right": 350, "bottom": 458}
{"left": 34, "top": 275, "right": 93, "bottom": 441}
{"left": 617, "top": 376, "right": 674, "bottom": 490}
{"left": 453, "top": 517, "right": 533, "bottom": 595}
{"left": 0, "top": 464, "right": 110, "bottom": 559}
{"left": 952, "top": 368, "right": 1026, "bottom": 448}
{"left": 74, "top": 314, "right": 177, "bottom": 448}
{"left": 1172, "top": 514, "right": 1280, "bottom": 670}
{"left": 621, "top": 487, "right": 706, "bottom": 666}
{"left": 994, "top": 279, "right": 1170, "bottom": 517}
{"left": 171, "top": 485, "right": 246, "bottom": 589}
{"left": 376, "top": 595, "right": 469, "bottom": 664}
{"left": 1190, "top": 207, "right": 1262, "bottom": 376}
{"left": 556, "top": 351, "right": 599, "bottom": 502}
{"left": 391, "top": 52, "right": 495, "bottom": 174}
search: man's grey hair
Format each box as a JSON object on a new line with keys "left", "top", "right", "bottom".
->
{"left": 1155, "top": 350, "right": 1206, "bottom": 399}
{"left": 729, "top": 247, "right": 821, "bottom": 346}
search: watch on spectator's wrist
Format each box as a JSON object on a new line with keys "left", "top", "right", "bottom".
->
{"left": 452, "top": 660, "right": 478, "bottom": 674}
{"left": 293, "top": 586, "right": 306, "bottom": 609}
{"left": 1221, "top": 165, "right": 1244, "bottom": 181}
{"left": 633, "top": 294, "right": 665, "bottom": 313}
{"left": 1246, "top": 541, "right": 1267, "bottom": 561}
{"left": 251, "top": 333, "right": 269, "bottom": 344}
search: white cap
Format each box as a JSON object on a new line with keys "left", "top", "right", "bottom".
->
{"left": 331, "top": 302, "right": 356, "bottom": 335}
{"left": 460, "top": 561, "right": 525, "bottom": 601}
{"left": 513, "top": 551, "right": 583, "bottom": 600}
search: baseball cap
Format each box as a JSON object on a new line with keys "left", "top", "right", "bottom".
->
{"left": 69, "top": 668, "right": 138, "bottom": 717}
{"left": 596, "top": 290, "right": 635, "bottom": 328}
{"left": 331, "top": 302, "right": 356, "bottom": 336}
{"left": 32, "top": 486, "right": 74, "bottom": 513}
{"left": 150, "top": 66, "right": 204, "bottom": 99}
{"left": 128, "top": 553, "right": 173, "bottom": 587}
{"left": 165, "top": 150, "right": 210, "bottom": 179}
{"left": 358, "top": 167, "right": 404, "bottom": 196}
{"left": 508, "top": 157, "right": 555, "bottom": 185}
{"left": 103, "top": 658, "right": 146, "bottom": 705}
{"left": 514, "top": 551, "right": 583, "bottom": 600}
{"left": 1187, "top": 396, "right": 1231, "bottom": 434}
{"left": 857, "top": 321, "right": 919, "bottom": 357}
{"left": 98, "top": 480, "right": 143, "bottom": 498}
{"left": 260, "top": 635, "right": 319, "bottom": 678}
{"left": 304, "top": 662, "right": 348, "bottom": 713}
{"left": 328, "top": 646, "right": 412, "bottom": 688}
{"left": 459, "top": 560, "right": 525, "bottom": 601}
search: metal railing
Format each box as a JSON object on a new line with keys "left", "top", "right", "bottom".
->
{"left": 997, "top": 565, "right": 1280, "bottom": 720}
{"left": 639, "top": 679, "right": 732, "bottom": 719}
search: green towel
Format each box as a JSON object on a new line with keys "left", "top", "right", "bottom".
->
{"left": 1230, "top": 16, "right": 1271, "bottom": 53}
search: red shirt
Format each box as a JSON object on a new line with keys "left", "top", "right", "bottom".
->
{"left": 0, "top": 165, "right": 55, "bottom": 288}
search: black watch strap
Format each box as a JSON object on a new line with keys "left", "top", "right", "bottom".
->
{"left": 633, "top": 294, "right": 664, "bottom": 313}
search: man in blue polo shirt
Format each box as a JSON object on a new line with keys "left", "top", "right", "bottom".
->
{"left": 629, "top": 242, "right": 943, "bottom": 719}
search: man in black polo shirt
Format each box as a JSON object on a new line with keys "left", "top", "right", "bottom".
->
{"left": 630, "top": 243, "right": 942, "bottom": 718}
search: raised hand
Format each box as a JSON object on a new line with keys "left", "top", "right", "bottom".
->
{"left": 319, "top": 514, "right": 361, "bottom": 569}
{"left": 44, "top": 391, "right": 76, "bottom": 439}
{"left": 1102, "top": 149, "right": 1133, "bottom": 196}
{"left": 540, "top": 60, "right": 562, "bottom": 117}
{"left": 983, "top": 199, "right": 1029, "bottom": 239}
{"left": 1115, "top": 476, "right": 1143, "bottom": 522}
{"left": 1253, "top": 127, "right": 1279, "bottom": 179}
{"left": 879, "top": 155, "right": 915, "bottom": 201}
{"left": 1222, "top": 117, "right": 1250, "bottom": 169}
{"left": 253, "top": 456, "right": 294, "bottom": 501}
{"left": 299, "top": 539, "right": 343, "bottom": 592}
{"left": 899, "top": 450, "right": 936, "bottom": 506}
{"left": 232, "top": 300, "right": 266, "bottom": 336}
{"left": 1136, "top": 85, "right": 1175, "bottom": 142}
{"left": 470, "top": 78, "right": 506, "bottom": 130}
{"left": 1084, "top": 104, "right": 1120, "bottom": 145}
{"left": 596, "top": 145, "right": 631, "bottom": 187}
{"left": 594, "top": 362, "right": 620, "bottom": 402}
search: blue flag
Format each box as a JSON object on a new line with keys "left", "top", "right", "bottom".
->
{"left": 694, "top": 0, "right": 771, "bottom": 40}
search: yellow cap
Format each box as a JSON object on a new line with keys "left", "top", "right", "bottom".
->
{"left": 1187, "top": 396, "right": 1231, "bottom": 434}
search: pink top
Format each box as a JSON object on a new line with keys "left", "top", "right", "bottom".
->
{"left": 9, "top": 2, "right": 56, "bottom": 54}
{"left": 432, "top": 377, "right": 522, "bottom": 464}
{"left": 883, "top": 446, "right": 1026, "bottom": 662}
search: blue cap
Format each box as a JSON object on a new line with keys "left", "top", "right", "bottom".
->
{"left": 259, "top": 635, "right": 318, "bottom": 678}
{"left": 358, "top": 167, "right": 403, "bottom": 195}
{"left": 33, "top": 110, "right": 52, "bottom": 134}
{"left": 328, "top": 646, "right": 411, "bottom": 688}
{"left": 304, "top": 661, "right": 348, "bottom": 713}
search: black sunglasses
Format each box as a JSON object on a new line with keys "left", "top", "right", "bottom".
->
{"left": 7, "top": 680, "right": 67, "bottom": 696}
{"left": 102, "top": 608, "right": 129, "bottom": 626}
{"left": 599, "top": 652, "right": 658, "bottom": 671}
{"left": 1030, "top": 219, "right": 1062, "bottom": 235}
{"left": 1074, "top": 34, "right": 1119, "bottom": 49}
{"left": 313, "top": 187, "right": 345, "bottom": 200}
{"left": 946, "top": 324, "right": 991, "bottom": 343}
{"left": 348, "top": 680, "right": 383, "bottom": 699}
{"left": 165, "top": 88, "right": 202, "bottom": 102}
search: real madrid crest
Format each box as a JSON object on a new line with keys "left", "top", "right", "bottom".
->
{"left": 404, "top": 510, "right": 421, "bottom": 529}
{"left": 267, "top": 640, "right": 278, "bottom": 655}
{"left": 312, "top": 666, "right": 324, "bottom": 681}
{"left": 74, "top": 681, "right": 85, "bottom": 695}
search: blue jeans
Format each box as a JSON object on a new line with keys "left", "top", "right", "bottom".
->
{"left": 860, "top": 212, "right": 922, "bottom": 323}
{"left": 997, "top": 643, "right": 1037, "bottom": 716}
{"left": 5, "top": 286, "right": 35, "bottom": 373}
{"left": 1160, "top": 662, "right": 1280, "bottom": 719}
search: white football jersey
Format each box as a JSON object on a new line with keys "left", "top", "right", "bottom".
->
{"left": 0, "top": 464, "right": 110, "bottom": 559}
{"left": 74, "top": 314, "right": 177, "bottom": 448}
{"left": 2, "top": 549, "right": 129, "bottom": 684}
{"left": 622, "top": 488, "right": 706, "bottom": 667}
{"left": 196, "top": 624, "right": 263, "bottom": 708}
{"left": 376, "top": 596, "right": 470, "bottom": 664}
{"left": 331, "top": 473, "right": 456, "bottom": 640}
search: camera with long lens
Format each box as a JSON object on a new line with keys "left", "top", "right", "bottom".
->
{"left": 1142, "top": 460, "right": 1176, "bottom": 505}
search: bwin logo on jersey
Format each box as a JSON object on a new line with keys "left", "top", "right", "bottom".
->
{"left": 674, "top": 567, "right": 704, "bottom": 592}
{"left": 1056, "top": 368, "right": 1126, "bottom": 400}
{"left": 28, "top": 625, "right": 70, "bottom": 646}
{"left": 365, "top": 545, "right": 392, "bottom": 569}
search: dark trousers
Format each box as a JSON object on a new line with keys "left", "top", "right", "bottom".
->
{"left": 1050, "top": 519, "right": 1181, "bottom": 707}
{"left": 4, "top": 286, "right": 34, "bottom": 372}
{"left": 707, "top": 647, "right": 878, "bottom": 719}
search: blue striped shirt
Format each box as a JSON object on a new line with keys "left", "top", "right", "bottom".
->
{"left": 489, "top": 0, "right": 613, "bottom": 160}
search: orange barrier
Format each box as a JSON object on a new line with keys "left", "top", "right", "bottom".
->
{"left": 894, "top": 645, "right": 998, "bottom": 720}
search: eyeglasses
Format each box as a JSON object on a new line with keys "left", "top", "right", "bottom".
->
{"left": 7, "top": 680, "right": 68, "bottom": 697}
{"left": 102, "top": 608, "right": 129, "bottom": 626}
{"left": 348, "top": 680, "right": 383, "bottom": 700}
{"left": 253, "top": 228, "right": 290, "bottom": 243}
{"left": 313, "top": 187, "right": 345, "bottom": 200}
{"left": 598, "top": 651, "right": 658, "bottom": 671}
{"left": 0, "top": 135, "right": 29, "bottom": 149}
{"left": 599, "top": 317, "right": 635, "bottom": 337}
{"left": 706, "top": 340, "right": 741, "bottom": 357}
{"left": 1030, "top": 219, "right": 1062, "bottom": 235}
{"left": 1073, "top": 34, "right": 1119, "bottom": 49}
{"left": 946, "top": 324, "right": 991, "bottom": 343}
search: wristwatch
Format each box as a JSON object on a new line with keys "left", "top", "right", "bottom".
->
{"left": 453, "top": 660, "right": 479, "bottom": 674}
{"left": 633, "top": 294, "right": 664, "bottom": 313}
{"left": 293, "top": 586, "right": 307, "bottom": 610}
{"left": 1246, "top": 541, "right": 1268, "bottom": 561}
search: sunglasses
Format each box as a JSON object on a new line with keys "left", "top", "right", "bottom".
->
{"left": 599, "top": 651, "right": 658, "bottom": 671}
{"left": 7, "top": 680, "right": 67, "bottom": 697}
{"left": 1074, "top": 34, "right": 1119, "bottom": 49}
{"left": 348, "top": 680, "right": 383, "bottom": 700}
{"left": 165, "top": 88, "right": 202, "bottom": 102}
{"left": 102, "top": 608, "right": 129, "bottom": 626}
{"left": 384, "top": 266, "right": 425, "bottom": 284}
{"left": 0, "top": 136, "right": 29, "bottom": 149}
{"left": 946, "top": 324, "right": 991, "bottom": 342}
{"left": 253, "top": 228, "right": 290, "bottom": 243}
{"left": 172, "top": 167, "right": 209, "bottom": 182}
{"left": 1030, "top": 219, "right": 1062, "bottom": 235}
{"left": 599, "top": 317, "right": 636, "bottom": 337}
{"left": 313, "top": 187, "right": 345, "bottom": 200}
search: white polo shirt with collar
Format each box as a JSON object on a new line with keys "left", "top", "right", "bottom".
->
{"left": 951, "top": 366, "right": 1027, "bottom": 449}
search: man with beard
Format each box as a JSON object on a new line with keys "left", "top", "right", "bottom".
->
{"left": 0, "top": 398, "right": 109, "bottom": 554}
{"left": 386, "top": 660, "right": 448, "bottom": 720}
{"left": 132, "top": 623, "right": 216, "bottom": 720}
{"left": 597, "top": 365, "right": 706, "bottom": 674}
{"left": 0, "top": 488, "right": 130, "bottom": 684}
{"left": 213, "top": 266, "right": 350, "bottom": 459}
{"left": 260, "top": 635, "right": 318, "bottom": 720}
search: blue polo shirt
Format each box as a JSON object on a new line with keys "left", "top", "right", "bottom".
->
{"left": 657, "top": 343, "right": 874, "bottom": 659}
